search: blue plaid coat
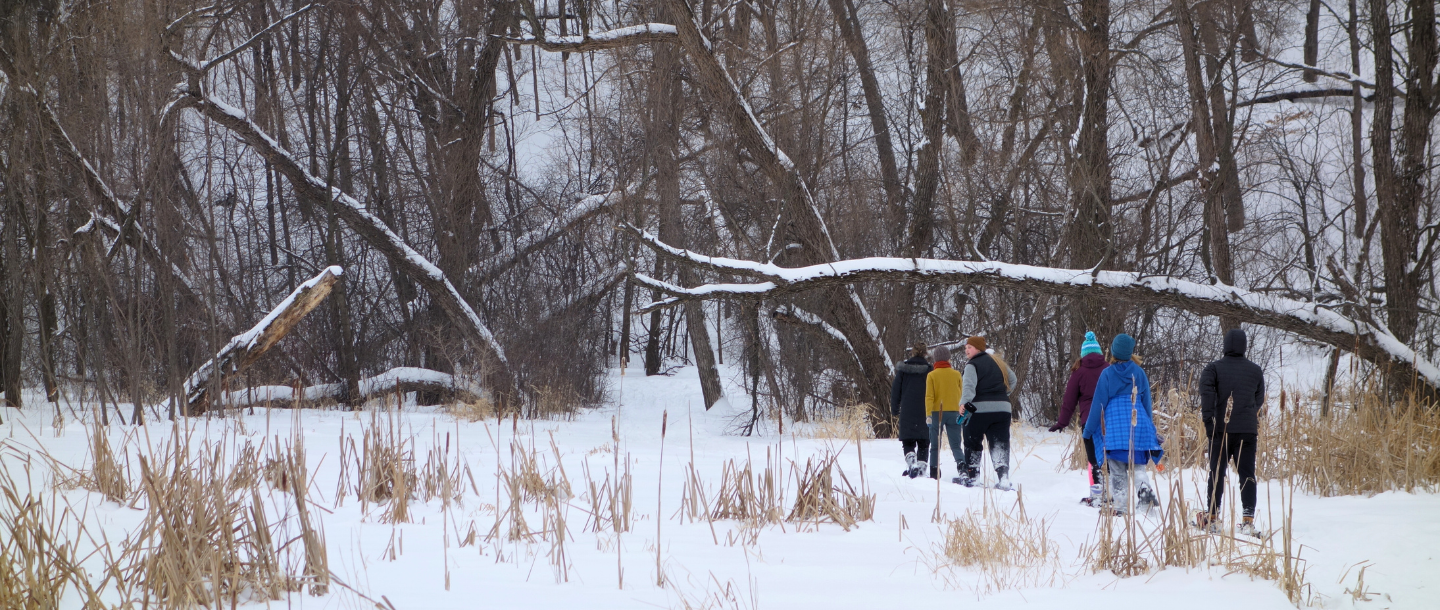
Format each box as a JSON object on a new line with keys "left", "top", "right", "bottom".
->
{"left": 1083, "top": 361, "right": 1163, "bottom": 462}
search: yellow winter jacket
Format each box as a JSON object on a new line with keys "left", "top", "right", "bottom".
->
{"left": 925, "top": 363, "right": 964, "bottom": 415}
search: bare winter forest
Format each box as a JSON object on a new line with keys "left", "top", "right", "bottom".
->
{"left": 0, "top": 0, "right": 1436, "bottom": 432}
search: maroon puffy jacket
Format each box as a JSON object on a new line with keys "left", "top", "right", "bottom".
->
{"left": 1056, "top": 353, "right": 1107, "bottom": 429}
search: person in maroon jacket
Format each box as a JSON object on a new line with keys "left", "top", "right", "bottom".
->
{"left": 1049, "top": 331, "right": 1108, "bottom": 505}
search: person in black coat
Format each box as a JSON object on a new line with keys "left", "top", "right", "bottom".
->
{"left": 1197, "top": 328, "right": 1266, "bottom": 533}
{"left": 891, "top": 342, "right": 933, "bottom": 478}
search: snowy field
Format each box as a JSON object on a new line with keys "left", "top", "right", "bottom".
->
{"left": 2, "top": 366, "right": 1436, "bottom": 610}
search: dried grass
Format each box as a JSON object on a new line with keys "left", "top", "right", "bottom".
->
{"left": 445, "top": 397, "right": 495, "bottom": 422}
{"left": 0, "top": 466, "right": 105, "bottom": 608}
{"left": 930, "top": 492, "right": 1061, "bottom": 593}
{"left": 336, "top": 409, "right": 418, "bottom": 522}
{"left": 786, "top": 451, "right": 875, "bottom": 531}
{"left": 120, "top": 430, "right": 325, "bottom": 608}
{"left": 1079, "top": 468, "right": 1312, "bottom": 605}
{"left": 802, "top": 403, "right": 875, "bottom": 440}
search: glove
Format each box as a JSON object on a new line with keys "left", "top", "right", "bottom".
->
{"left": 1048, "top": 423, "right": 1064, "bottom": 432}
{"left": 964, "top": 403, "right": 977, "bottom": 413}
{"left": 1203, "top": 418, "right": 1215, "bottom": 438}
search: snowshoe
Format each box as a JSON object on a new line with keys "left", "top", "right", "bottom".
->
{"left": 1193, "top": 511, "right": 1220, "bottom": 533}
{"left": 1136, "top": 486, "right": 1160, "bottom": 511}
{"left": 1237, "top": 517, "right": 1262, "bottom": 538}
{"left": 951, "top": 475, "right": 979, "bottom": 488}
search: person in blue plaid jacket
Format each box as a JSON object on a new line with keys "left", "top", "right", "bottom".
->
{"left": 1082, "top": 333, "right": 1163, "bottom": 515}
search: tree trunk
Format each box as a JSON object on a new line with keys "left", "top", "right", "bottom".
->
{"left": 1174, "top": 0, "right": 1238, "bottom": 331}
{"left": 651, "top": 7, "right": 723, "bottom": 407}
{"left": 659, "top": 0, "right": 894, "bottom": 435}
{"left": 827, "top": 0, "right": 902, "bottom": 211}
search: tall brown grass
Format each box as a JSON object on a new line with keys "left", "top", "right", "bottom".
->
{"left": 119, "top": 428, "right": 326, "bottom": 608}
{"left": 1147, "top": 384, "right": 1440, "bottom": 496}
{"left": 0, "top": 466, "right": 105, "bottom": 608}
{"left": 930, "top": 491, "right": 1061, "bottom": 594}
{"left": 802, "top": 402, "right": 875, "bottom": 440}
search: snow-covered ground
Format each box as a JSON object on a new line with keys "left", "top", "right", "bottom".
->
{"left": 2, "top": 366, "right": 1434, "bottom": 609}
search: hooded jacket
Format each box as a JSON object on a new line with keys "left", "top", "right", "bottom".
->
{"left": 890, "top": 356, "right": 933, "bottom": 440}
{"left": 1056, "top": 353, "right": 1107, "bottom": 429}
{"left": 1082, "top": 360, "right": 1158, "bottom": 456}
{"left": 1199, "top": 329, "right": 1266, "bottom": 435}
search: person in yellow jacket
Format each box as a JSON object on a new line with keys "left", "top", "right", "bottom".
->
{"left": 924, "top": 345, "right": 968, "bottom": 479}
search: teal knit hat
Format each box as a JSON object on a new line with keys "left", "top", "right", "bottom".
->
{"left": 1080, "top": 331, "right": 1102, "bottom": 357}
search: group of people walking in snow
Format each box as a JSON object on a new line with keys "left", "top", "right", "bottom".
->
{"left": 890, "top": 327, "right": 1267, "bottom": 534}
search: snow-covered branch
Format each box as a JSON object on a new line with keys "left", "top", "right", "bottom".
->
{"left": 167, "top": 54, "right": 518, "bottom": 406}
{"left": 1258, "top": 55, "right": 1381, "bottom": 91}
{"left": 10, "top": 80, "right": 204, "bottom": 302}
{"left": 628, "top": 230, "right": 1440, "bottom": 389}
{"left": 501, "top": 23, "right": 678, "bottom": 51}
{"left": 180, "top": 266, "right": 342, "bottom": 413}
{"left": 770, "top": 304, "right": 864, "bottom": 373}
{"left": 471, "top": 191, "right": 623, "bottom": 284}
{"left": 201, "top": 4, "right": 318, "bottom": 71}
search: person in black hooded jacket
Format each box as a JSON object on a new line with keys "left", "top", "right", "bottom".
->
{"left": 1197, "top": 328, "right": 1266, "bottom": 534}
{"left": 890, "top": 343, "right": 933, "bottom": 478}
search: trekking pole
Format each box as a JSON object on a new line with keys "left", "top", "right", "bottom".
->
{"left": 1128, "top": 375, "right": 1138, "bottom": 515}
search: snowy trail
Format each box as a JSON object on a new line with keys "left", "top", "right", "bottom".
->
{"left": 1, "top": 367, "right": 1434, "bottom": 609}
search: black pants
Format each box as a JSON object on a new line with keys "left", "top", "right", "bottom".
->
{"left": 1083, "top": 437, "right": 1101, "bottom": 485}
{"left": 901, "top": 439, "right": 932, "bottom": 461}
{"left": 962, "top": 411, "right": 1011, "bottom": 478}
{"left": 1206, "top": 432, "right": 1258, "bottom": 517}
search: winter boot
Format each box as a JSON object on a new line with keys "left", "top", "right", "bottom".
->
{"left": 1237, "top": 516, "right": 1260, "bottom": 537}
{"left": 993, "top": 467, "right": 1014, "bottom": 491}
{"left": 1079, "top": 484, "right": 1104, "bottom": 507}
{"left": 914, "top": 461, "right": 929, "bottom": 479}
{"left": 903, "top": 452, "right": 919, "bottom": 478}
{"left": 1136, "top": 485, "right": 1160, "bottom": 511}
{"left": 929, "top": 465, "right": 939, "bottom": 479}
{"left": 952, "top": 467, "right": 980, "bottom": 487}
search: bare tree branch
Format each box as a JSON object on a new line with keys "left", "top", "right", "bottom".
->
{"left": 167, "top": 54, "right": 518, "bottom": 406}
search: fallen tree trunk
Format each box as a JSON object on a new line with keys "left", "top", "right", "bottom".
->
{"left": 180, "top": 266, "right": 342, "bottom": 414}
{"left": 219, "top": 367, "right": 484, "bottom": 408}
{"left": 626, "top": 228, "right": 1440, "bottom": 397}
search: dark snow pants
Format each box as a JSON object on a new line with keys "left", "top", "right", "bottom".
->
{"left": 1084, "top": 437, "right": 1101, "bottom": 485}
{"left": 1206, "top": 432, "right": 1258, "bottom": 517}
{"left": 962, "top": 411, "right": 1011, "bottom": 479}
{"left": 901, "top": 439, "right": 932, "bottom": 461}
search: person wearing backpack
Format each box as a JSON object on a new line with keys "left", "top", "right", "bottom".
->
{"left": 1051, "top": 331, "right": 1108, "bottom": 505}
{"left": 954, "top": 336, "right": 1018, "bottom": 489}
{"left": 1083, "top": 333, "right": 1162, "bottom": 515}
{"left": 1196, "top": 328, "right": 1266, "bottom": 535}
{"left": 891, "top": 343, "right": 933, "bottom": 478}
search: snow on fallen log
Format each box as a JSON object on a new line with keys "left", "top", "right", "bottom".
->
{"left": 626, "top": 228, "right": 1440, "bottom": 390}
{"left": 165, "top": 59, "right": 517, "bottom": 407}
{"left": 219, "top": 367, "right": 484, "bottom": 407}
{"left": 180, "top": 266, "right": 342, "bottom": 413}
{"left": 500, "top": 23, "right": 678, "bottom": 51}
